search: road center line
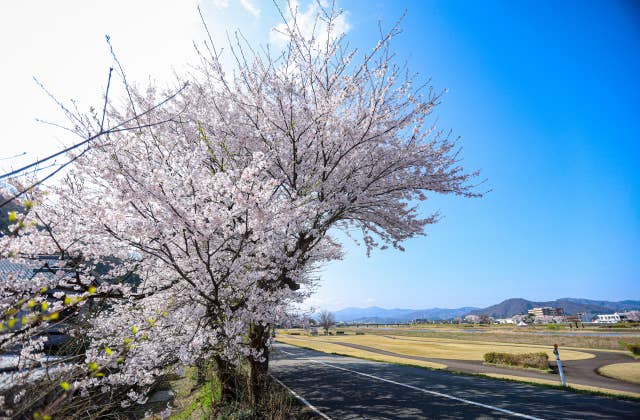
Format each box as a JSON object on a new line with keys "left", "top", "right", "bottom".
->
{"left": 279, "top": 349, "right": 543, "bottom": 420}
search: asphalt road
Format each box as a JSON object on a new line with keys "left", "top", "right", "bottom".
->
{"left": 270, "top": 343, "right": 640, "bottom": 419}
{"left": 324, "top": 338, "right": 640, "bottom": 394}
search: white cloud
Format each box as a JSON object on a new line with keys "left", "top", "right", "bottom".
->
{"left": 239, "top": 0, "right": 260, "bottom": 17}
{"left": 270, "top": 0, "right": 350, "bottom": 48}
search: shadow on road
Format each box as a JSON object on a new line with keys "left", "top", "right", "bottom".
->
{"left": 271, "top": 345, "right": 640, "bottom": 419}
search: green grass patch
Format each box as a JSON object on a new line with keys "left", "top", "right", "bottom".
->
{"left": 169, "top": 380, "right": 216, "bottom": 420}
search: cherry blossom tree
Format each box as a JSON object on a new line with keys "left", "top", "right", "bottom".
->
{"left": 318, "top": 310, "right": 336, "bottom": 334}
{"left": 190, "top": 1, "right": 481, "bottom": 400}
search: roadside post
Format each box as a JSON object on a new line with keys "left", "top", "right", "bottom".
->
{"left": 553, "top": 343, "right": 567, "bottom": 387}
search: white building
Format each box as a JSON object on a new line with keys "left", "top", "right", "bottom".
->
{"left": 595, "top": 313, "right": 622, "bottom": 323}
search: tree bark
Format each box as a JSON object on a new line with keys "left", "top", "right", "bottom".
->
{"left": 247, "top": 322, "right": 271, "bottom": 407}
{"left": 214, "top": 355, "right": 238, "bottom": 403}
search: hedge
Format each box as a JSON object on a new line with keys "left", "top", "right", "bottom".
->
{"left": 484, "top": 352, "right": 550, "bottom": 370}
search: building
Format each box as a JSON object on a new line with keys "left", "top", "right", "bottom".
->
{"left": 595, "top": 313, "right": 623, "bottom": 324}
{"left": 527, "top": 307, "right": 564, "bottom": 317}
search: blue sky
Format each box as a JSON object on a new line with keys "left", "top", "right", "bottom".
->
{"left": 308, "top": 0, "right": 640, "bottom": 310}
{"left": 1, "top": 1, "right": 638, "bottom": 310}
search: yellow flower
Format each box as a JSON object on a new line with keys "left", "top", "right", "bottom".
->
{"left": 87, "top": 362, "right": 98, "bottom": 371}
{"left": 8, "top": 211, "right": 16, "bottom": 222}
{"left": 27, "top": 300, "right": 36, "bottom": 308}
{"left": 131, "top": 325, "right": 138, "bottom": 334}
{"left": 88, "top": 286, "right": 97, "bottom": 294}
{"left": 64, "top": 296, "right": 72, "bottom": 305}
{"left": 60, "top": 381, "right": 71, "bottom": 391}
{"left": 7, "top": 318, "right": 16, "bottom": 328}
{"left": 41, "top": 302, "right": 49, "bottom": 311}
{"left": 49, "top": 312, "right": 59, "bottom": 321}
{"left": 105, "top": 347, "right": 113, "bottom": 356}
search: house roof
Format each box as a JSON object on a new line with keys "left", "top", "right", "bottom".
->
{"left": 0, "top": 258, "right": 39, "bottom": 282}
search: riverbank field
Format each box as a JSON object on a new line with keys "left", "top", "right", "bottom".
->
{"left": 276, "top": 332, "right": 596, "bottom": 362}
{"left": 280, "top": 323, "right": 640, "bottom": 351}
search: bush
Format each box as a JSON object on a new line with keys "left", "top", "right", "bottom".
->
{"left": 622, "top": 342, "right": 640, "bottom": 356}
{"left": 484, "top": 352, "right": 550, "bottom": 370}
{"left": 336, "top": 331, "right": 345, "bottom": 335}
{"left": 289, "top": 332, "right": 300, "bottom": 335}
{"left": 355, "top": 332, "right": 365, "bottom": 335}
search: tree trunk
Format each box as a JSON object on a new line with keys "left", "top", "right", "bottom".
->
{"left": 247, "top": 322, "right": 271, "bottom": 407}
{"left": 214, "top": 355, "right": 238, "bottom": 403}
{"left": 196, "top": 357, "right": 207, "bottom": 385}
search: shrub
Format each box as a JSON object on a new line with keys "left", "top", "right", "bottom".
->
{"left": 483, "top": 352, "right": 550, "bottom": 370}
{"left": 622, "top": 342, "right": 640, "bottom": 356}
{"left": 355, "top": 332, "right": 365, "bottom": 335}
{"left": 336, "top": 331, "right": 345, "bottom": 335}
{"left": 289, "top": 332, "right": 300, "bottom": 336}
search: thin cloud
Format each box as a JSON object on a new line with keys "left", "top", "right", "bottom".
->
{"left": 270, "top": 0, "right": 350, "bottom": 48}
{"left": 239, "top": 0, "right": 260, "bottom": 17}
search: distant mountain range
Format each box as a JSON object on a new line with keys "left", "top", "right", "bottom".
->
{"left": 332, "top": 306, "right": 479, "bottom": 323}
{"left": 467, "top": 298, "right": 640, "bottom": 319}
{"left": 328, "top": 298, "right": 640, "bottom": 323}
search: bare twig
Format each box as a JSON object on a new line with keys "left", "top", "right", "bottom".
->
{"left": 100, "top": 67, "right": 114, "bottom": 131}
{"left": 0, "top": 83, "right": 188, "bottom": 183}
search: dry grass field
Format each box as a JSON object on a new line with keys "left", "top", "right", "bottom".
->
{"left": 276, "top": 335, "right": 447, "bottom": 369}
{"left": 277, "top": 332, "right": 595, "bottom": 361}
{"left": 334, "top": 325, "right": 640, "bottom": 351}
{"left": 598, "top": 363, "right": 640, "bottom": 385}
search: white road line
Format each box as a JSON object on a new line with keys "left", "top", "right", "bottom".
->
{"left": 278, "top": 348, "right": 543, "bottom": 420}
{"left": 270, "top": 374, "right": 332, "bottom": 420}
